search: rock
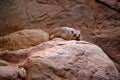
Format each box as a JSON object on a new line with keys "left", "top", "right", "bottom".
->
{"left": 96, "top": 0, "right": 120, "bottom": 12}
{"left": 0, "top": 50, "right": 30, "bottom": 63}
{"left": 0, "top": 29, "right": 49, "bottom": 51}
{"left": 0, "top": 38, "right": 59, "bottom": 63}
{"left": 0, "top": 66, "right": 26, "bottom": 80}
{"left": 24, "top": 39, "right": 120, "bottom": 80}
{"left": 113, "top": 61, "right": 120, "bottom": 73}
{"left": 18, "top": 67, "right": 27, "bottom": 79}
{"left": 0, "top": 0, "right": 119, "bottom": 73}
{"left": 0, "top": 38, "right": 62, "bottom": 63}
{"left": 0, "top": 59, "right": 10, "bottom": 66}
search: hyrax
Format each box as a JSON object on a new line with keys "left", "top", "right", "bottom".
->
{"left": 49, "top": 27, "right": 82, "bottom": 40}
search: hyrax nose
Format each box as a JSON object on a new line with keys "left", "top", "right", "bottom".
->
{"left": 76, "top": 37, "right": 80, "bottom": 40}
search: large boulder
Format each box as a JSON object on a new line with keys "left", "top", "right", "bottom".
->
{"left": 0, "top": 29, "right": 49, "bottom": 51}
{"left": 0, "top": 39, "right": 119, "bottom": 80}
{"left": 24, "top": 39, "right": 120, "bottom": 80}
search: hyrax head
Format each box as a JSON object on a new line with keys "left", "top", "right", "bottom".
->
{"left": 70, "top": 29, "right": 82, "bottom": 41}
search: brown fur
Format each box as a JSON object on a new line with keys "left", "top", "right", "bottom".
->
{"left": 49, "top": 27, "right": 82, "bottom": 41}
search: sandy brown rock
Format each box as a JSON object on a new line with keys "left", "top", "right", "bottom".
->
{"left": 0, "top": 0, "right": 120, "bottom": 73}
{"left": 0, "top": 39, "right": 62, "bottom": 63}
{"left": 24, "top": 39, "right": 120, "bottom": 80}
{"left": 0, "top": 66, "right": 26, "bottom": 80}
{"left": 114, "top": 61, "right": 120, "bottom": 73}
{"left": 0, "top": 29, "right": 49, "bottom": 51}
{"left": 0, "top": 50, "right": 29, "bottom": 63}
{"left": 0, "top": 39, "right": 119, "bottom": 79}
{"left": 96, "top": 0, "right": 120, "bottom": 12}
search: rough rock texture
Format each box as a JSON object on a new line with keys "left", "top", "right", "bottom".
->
{"left": 0, "top": 66, "right": 26, "bottom": 80}
{"left": 0, "top": 38, "right": 54, "bottom": 63}
{"left": 0, "top": 0, "right": 119, "bottom": 70}
{"left": 114, "top": 61, "right": 120, "bottom": 73}
{"left": 0, "top": 0, "right": 120, "bottom": 74}
{"left": 0, "top": 39, "right": 119, "bottom": 80}
{"left": 96, "top": 0, "right": 120, "bottom": 12}
{"left": 24, "top": 39, "right": 120, "bottom": 80}
{"left": 0, "top": 29, "right": 49, "bottom": 51}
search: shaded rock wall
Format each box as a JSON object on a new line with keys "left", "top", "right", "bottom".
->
{"left": 96, "top": 0, "right": 120, "bottom": 12}
{"left": 0, "top": 0, "right": 120, "bottom": 71}
{"left": 0, "top": 0, "right": 119, "bottom": 36}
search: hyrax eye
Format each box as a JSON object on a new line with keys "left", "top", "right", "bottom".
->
{"left": 74, "top": 34, "right": 76, "bottom": 37}
{"left": 71, "top": 31, "right": 74, "bottom": 34}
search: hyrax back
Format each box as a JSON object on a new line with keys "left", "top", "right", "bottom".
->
{"left": 49, "top": 27, "right": 82, "bottom": 40}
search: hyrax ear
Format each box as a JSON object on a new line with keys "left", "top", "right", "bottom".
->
{"left": 73, "top": 34, "right": 76, "bottom": 37}
{"left": 71, "top": 31, "right": 74, "bottom": 34}
{"left": 71, "top": 30, "right": 74, "bottom": 34}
